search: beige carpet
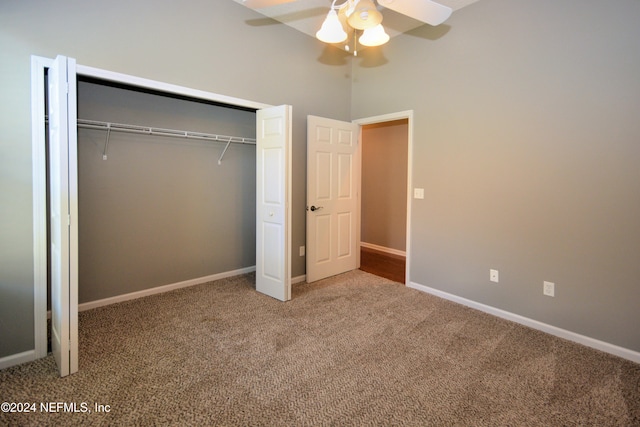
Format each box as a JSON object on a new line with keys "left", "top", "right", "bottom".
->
{"left": 1, "top": 270, "right": 639, "bottom": 426}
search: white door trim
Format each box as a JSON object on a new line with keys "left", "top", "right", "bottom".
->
{"left": 74, "top": 64, "right": 271, "bottom": 111}
{"left": 353, "top": 110, "right": 414, "bottom": 286}
{"left": 31, "top": 55, "right": 53, "bottom": 360}
{"left": 30, "top": 55, "right": 277, "bottom": 366}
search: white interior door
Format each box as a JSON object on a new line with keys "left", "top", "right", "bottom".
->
{"left": 306, "top": 115, "right": 359, "bottom": 283}
{"left": 256, "top": 105, "right": 292, "bottom": 301}
{"left": 48, "top": 55, "right": 79, "bottom": 377}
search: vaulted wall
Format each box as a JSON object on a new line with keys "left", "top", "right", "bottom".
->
{"left": 351, "top": 0, "right": 640, "bottom": 352}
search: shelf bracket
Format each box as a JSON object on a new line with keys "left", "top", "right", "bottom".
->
{"left": 102, "top": 123, "right": 112, "bottom": 160}
{"left": 217, "top": 137, "right": 233, "bottom": 165}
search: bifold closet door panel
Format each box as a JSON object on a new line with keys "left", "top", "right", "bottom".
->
{"left": 77, "top": 80, "right": 257, "bottom": 304}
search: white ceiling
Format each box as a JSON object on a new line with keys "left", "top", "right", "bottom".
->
{"left": 234, "top": 0, "right": 481, "bottom": 41}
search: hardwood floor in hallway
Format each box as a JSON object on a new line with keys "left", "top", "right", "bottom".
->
{"left": 359, "top": 246, "right": 406, "bottom": 284}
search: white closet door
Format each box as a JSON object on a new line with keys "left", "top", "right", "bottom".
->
{"left": 49, "top": 55, "right": 79, "bottom": 377}
{"left": 306, "top": 115, "right": 359, "bottom": 283}
{"left": 256, "top": 105, "right": 292, "bottom": 301}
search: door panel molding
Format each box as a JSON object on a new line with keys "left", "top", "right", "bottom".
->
{"left": 306, "top": 115, "right": 359, "bottom": 283}
{"left": 48, "top": 55, "right": 78, "bottom": 377}
{"left": 256, "top": 105, "right": 292, "bottom": 301}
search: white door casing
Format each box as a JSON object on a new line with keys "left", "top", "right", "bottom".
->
{"left": 256, "top": 105, "right": 292, "bottom": 301}
{"left": 48, "top": 55, "right": 79, "bottom": 377}
{"left": 306, "top": 115, "right": 360, "bottom": 283}
{"left": 353, "top": 110, "right": 414, "bottom": 287}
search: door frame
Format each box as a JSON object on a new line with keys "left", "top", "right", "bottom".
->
{"left": 30, "top": 55, "right": 283, "bottom": 362}
{"left": 353, "top": 110, "right": 413, "bottom": 285}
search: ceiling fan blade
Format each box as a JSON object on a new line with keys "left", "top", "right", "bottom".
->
{"left": 377, "top": 0, "right": 452, "bottom": 26}
{"left": 235, "top": 0, "right": 297, "bottom": 9}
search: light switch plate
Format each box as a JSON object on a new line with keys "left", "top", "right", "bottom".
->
{"left": 414, "top": 188, "right": 425, "bottom": 199}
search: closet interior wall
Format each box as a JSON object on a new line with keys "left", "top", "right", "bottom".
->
{"left": 76, "top": 79, "right": 257, "bottom": 304}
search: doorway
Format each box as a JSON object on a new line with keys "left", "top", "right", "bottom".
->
{"left": 355, "top": 112, "right": 413, "bottom": 285}
{"left": 359, "top": 119, "right": 408, "bottom": 284}
{"left": 305, "top": 112, "right": 413, "bottom": 285}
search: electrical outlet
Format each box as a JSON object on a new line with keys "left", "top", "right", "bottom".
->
{"left": 543, "top": 281, "right": 555, "bottom": 297}
{"left": 299, "top": 246, "right": 305, "bottom": 256}
{"left": 490, "top": 269, "right": 499, "bottom": 283}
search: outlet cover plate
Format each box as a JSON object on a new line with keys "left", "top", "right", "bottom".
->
{"left": 490, "top": 269, "right": 499, "bottom": 283}
{"left": 543, "top": 281, "right": 555, "bottom": 297}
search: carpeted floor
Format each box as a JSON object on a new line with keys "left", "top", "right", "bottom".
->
{"left": 1, "top": 270, "right": 639, "bottom": 426}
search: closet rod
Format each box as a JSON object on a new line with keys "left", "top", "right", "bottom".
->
{"left": 77, "top": 118, "right": 256, "bottom": 145}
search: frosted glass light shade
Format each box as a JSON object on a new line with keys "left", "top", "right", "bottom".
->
{"left": 359, "top": 24, "right": 390, "bottom": 47}
{"left": 346, "top": 0, "right": 382, "bottom": 30}
{"left": 316, "top": 9, "right": 348, "bottom": 43}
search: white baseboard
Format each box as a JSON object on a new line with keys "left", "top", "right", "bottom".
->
{"left": 78, "top": 266, "right": 256, "bottom": 312}
{"left": 360, "top": 242, "right": 406, "bottom": 257}
{"left": 45, "top": 268, "right": 304, "bottom": 319}
{"left": 0, "top": 350, "right": 37, "bottom": 371}
{"left": 25, "top": 269, "right": 304, "bottom": 370}
{"left": 408, "top": 281, "right": 640, "bottom": 364}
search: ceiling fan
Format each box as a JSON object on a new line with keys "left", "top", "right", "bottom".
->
{"left": 237, "top": 0, "right": 452, "bottom": 53}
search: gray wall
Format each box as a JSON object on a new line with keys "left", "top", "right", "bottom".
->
{"left": 361, "top": 120, "right": 408, "bottom": 251}
{"left": 2, "top": 0, "right": 640, "bottom": 361}
{"left": 77, "top": 81, "right": 257, "bottom": 303}
{"left": 352, "top": 0, "right": 640, "bottom": 352}
{"left": 0, "top": 0, "right": 351, "bottom": 358}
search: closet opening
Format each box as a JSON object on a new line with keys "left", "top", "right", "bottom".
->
{"left": 34, "top": 56, "right": 291, "bottom": 375}
{"left": 74, "top": 76, "right": 258, "bottom": 307}
{"left": 45, "top": 75, "right": 260, "bottom": 351}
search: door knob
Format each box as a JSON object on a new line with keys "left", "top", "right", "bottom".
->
{"left": 309, "top": 205, "right": 323, "bottom": 212}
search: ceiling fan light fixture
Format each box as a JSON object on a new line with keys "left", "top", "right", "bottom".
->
{"left": 316, "top": 9, "right": 348, "bottom": 43}
{"left": 346, "top": 0, "right": 383, "bottom": 30}
{"left": 359, "top": 24, "right": 389, "bottom": 47}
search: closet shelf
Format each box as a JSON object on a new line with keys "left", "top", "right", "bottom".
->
{"left": 76, "top": 118, "right": 255, "bottom": 164}
{"left": 77, "top": 118, "right": 256, "bottom": 145}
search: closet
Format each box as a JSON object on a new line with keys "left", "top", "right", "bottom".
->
{"left": 37, "top": 55, "right": 291, "bottom": 376}
{"left": 76, "top": 78, "right": 257, "bottom": 304}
